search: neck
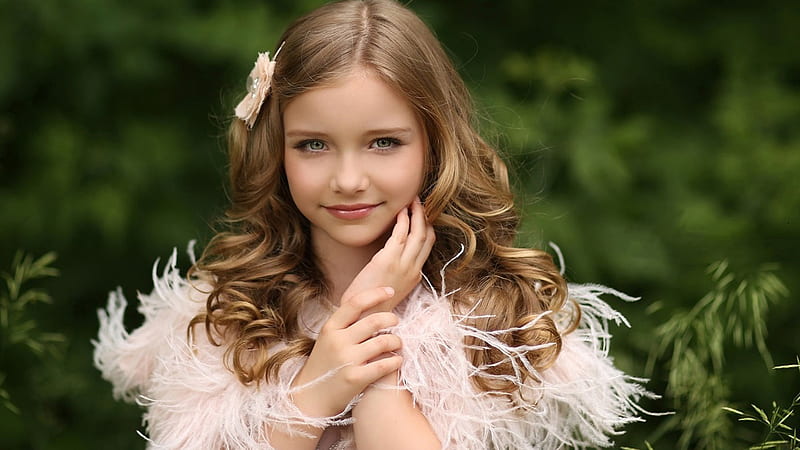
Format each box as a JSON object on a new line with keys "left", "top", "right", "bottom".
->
{"left": 312, "top": 232, "right": 385, "bottom": 305}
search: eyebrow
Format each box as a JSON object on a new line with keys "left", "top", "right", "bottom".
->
{"left": 284, "top": 127, "right": 413, "bottom": 138}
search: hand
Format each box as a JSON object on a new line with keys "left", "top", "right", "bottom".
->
{"left": 341, "top": 197, "right": 435, "bottom": 312}
{"left": 290, "top": 287, "right": 404, "bottom": 418}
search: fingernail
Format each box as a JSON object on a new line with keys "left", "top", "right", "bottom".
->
{"left": 383, "top": 287, "right": 395, "bottom": 296}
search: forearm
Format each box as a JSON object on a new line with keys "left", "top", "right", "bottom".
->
{"left": 265, "top": 423, "right": 323, "bottom": 450}
{"left": 352, "top": 371, "right": 441, "bottom": 450}
{"left": 263, "top": 385, "right": 329, "bottom": 450}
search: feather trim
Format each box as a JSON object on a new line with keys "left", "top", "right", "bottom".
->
{"left": 391, "top": 281, "right": 654, "bottom": 450}
{"left": 94, "top": 244, "right": 653, "bottom": 449}
{"left": 92, "top": 246, "right": 358, "bottom": 449}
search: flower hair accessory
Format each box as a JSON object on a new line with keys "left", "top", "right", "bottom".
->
{"left": 234, "top": 42, "right": 285, "bottom": 129}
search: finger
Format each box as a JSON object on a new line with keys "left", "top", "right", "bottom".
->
{"left": 414, "top": 223, "right": 436, "bottom": 269}
{"left": 400, "top": 198, "right": 428, "bottom": 264}
{"left": 389, "top": 207, "right": 410, "bottom": 246}
{"left": 356, "top": 333, "right": 402, "bottom": 363}
{"left": 408, "top": 197, "right": 426, "bottom": 238}
{"left": 361, "top": 354, "right": 403, "bottom": 384}
{"left": 329, "top": 287, "right": 395, "bottom": 329}
{"left": 347, "top": 311, "right": 400, "bottom": 343}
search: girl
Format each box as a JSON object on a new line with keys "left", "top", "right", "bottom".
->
{"left": 94, "top": 0, "right": 651, "bottom": 448}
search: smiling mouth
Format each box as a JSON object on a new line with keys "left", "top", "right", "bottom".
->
{"left": 324, "top": 203, "right": 380, "bottom": 220}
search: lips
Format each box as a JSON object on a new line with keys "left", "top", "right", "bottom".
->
{"left": 324, "top": 203, "right": 380, "bottom": 220}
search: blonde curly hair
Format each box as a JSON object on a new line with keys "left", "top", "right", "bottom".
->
{"left": 190, "top": 0, "right": 577, "bottom": 394}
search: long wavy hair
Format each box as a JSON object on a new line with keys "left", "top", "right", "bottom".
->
{"left": 189, "top": 0, "right": 577, "bottom": 394}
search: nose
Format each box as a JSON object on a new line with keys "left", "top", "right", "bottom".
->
{"left": 330, "top": 152, "right": 369, "bottom": 194}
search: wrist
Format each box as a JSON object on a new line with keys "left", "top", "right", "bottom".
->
{"left": 374, "top": 370, "right": 400, "bottom": 387}
{"left": 291, "top": 370, "right": 343, "bottom": 418}
{"left": 353, "top": 370, "right": 400, "bottom": 415}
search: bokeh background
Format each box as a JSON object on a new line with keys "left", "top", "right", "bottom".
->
{"left": 1, "top": 0, "right": 798, "bottom": 448}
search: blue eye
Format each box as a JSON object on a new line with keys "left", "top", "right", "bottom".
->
{"left": 297, "top": 139, "right": 326, "bottom": 152}
{"left": 372, "top": 137, "right": 400, "bottom": 151}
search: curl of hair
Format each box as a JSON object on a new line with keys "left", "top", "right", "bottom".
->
{"left": 189, "top": 0, "right": 579, "bottom": 393}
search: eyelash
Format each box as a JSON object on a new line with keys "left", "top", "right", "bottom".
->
{"left": 295, "top": 139, "right": 327, "bottom": 153}
{"left": 293, "top": 137, "right": 403, "bottom": 153}
{"left": 371, "top": 137, "right": 402, "bottom": 151}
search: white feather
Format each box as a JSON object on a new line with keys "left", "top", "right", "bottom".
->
{"left": 93, "top": 246, "right": 654, "bottom": 449}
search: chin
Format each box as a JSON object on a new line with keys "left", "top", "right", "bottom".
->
{"left": 337, "top": 235, "right": 386, "bottom": 249}
{"left": 330, "top": 225, "right": 392, "bottom": 249}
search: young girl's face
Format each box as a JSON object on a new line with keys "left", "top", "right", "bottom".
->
{"left": 283, "top": 69, "right": 426, "bottom": 251}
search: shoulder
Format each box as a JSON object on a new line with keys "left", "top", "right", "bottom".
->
{"left": 389, "top": 277, "right": 653, "bottom": 449}
{"left": 138, "top": 244, "right": 211, "bottom": 324}
{"left": 93, "top": 244, "right": 216, "bottom": 400}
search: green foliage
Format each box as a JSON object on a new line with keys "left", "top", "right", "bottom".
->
{"left": 650, "top": 260, "right": 788, "bottom": 373}
{"left": 724, "top": 359, "right": 800, "bottom": 449}
{"left": 0, "top": 372, "right": 16, "bottom": 415}
{"left": 646, "top": 261, "right": 788, "bottom": 449}
{"left": 1, "top": 0, "right": 798, "bottom": 448}
{"left": 621, "top": 441, "right": 655, "bottom": 450}
{"left": 0, "top": 251, "right": 64, "bottom": 413}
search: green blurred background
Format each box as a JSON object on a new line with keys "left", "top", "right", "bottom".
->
{"left": 1, "top": 0, "right": 798, "bottom": 448}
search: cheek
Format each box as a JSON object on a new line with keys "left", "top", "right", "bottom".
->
{"left": 386, "top": 151, "right": 426, "bottom": 202}
{"left": 283, "top": 158, "right": 313, "bottom": 203}
{"left": 411, "top": 145, "right": 427, "bottom": 192}
{"left": 283, "top": 161, "right": 298, "bottom": 194}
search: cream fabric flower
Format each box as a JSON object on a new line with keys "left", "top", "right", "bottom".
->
{"left": 234, "top": 43, "right": 284, "bottom": 129}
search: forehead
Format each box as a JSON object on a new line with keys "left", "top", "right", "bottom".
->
{"left": 282, "top": 69, "right": 421, "bottom": 133}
